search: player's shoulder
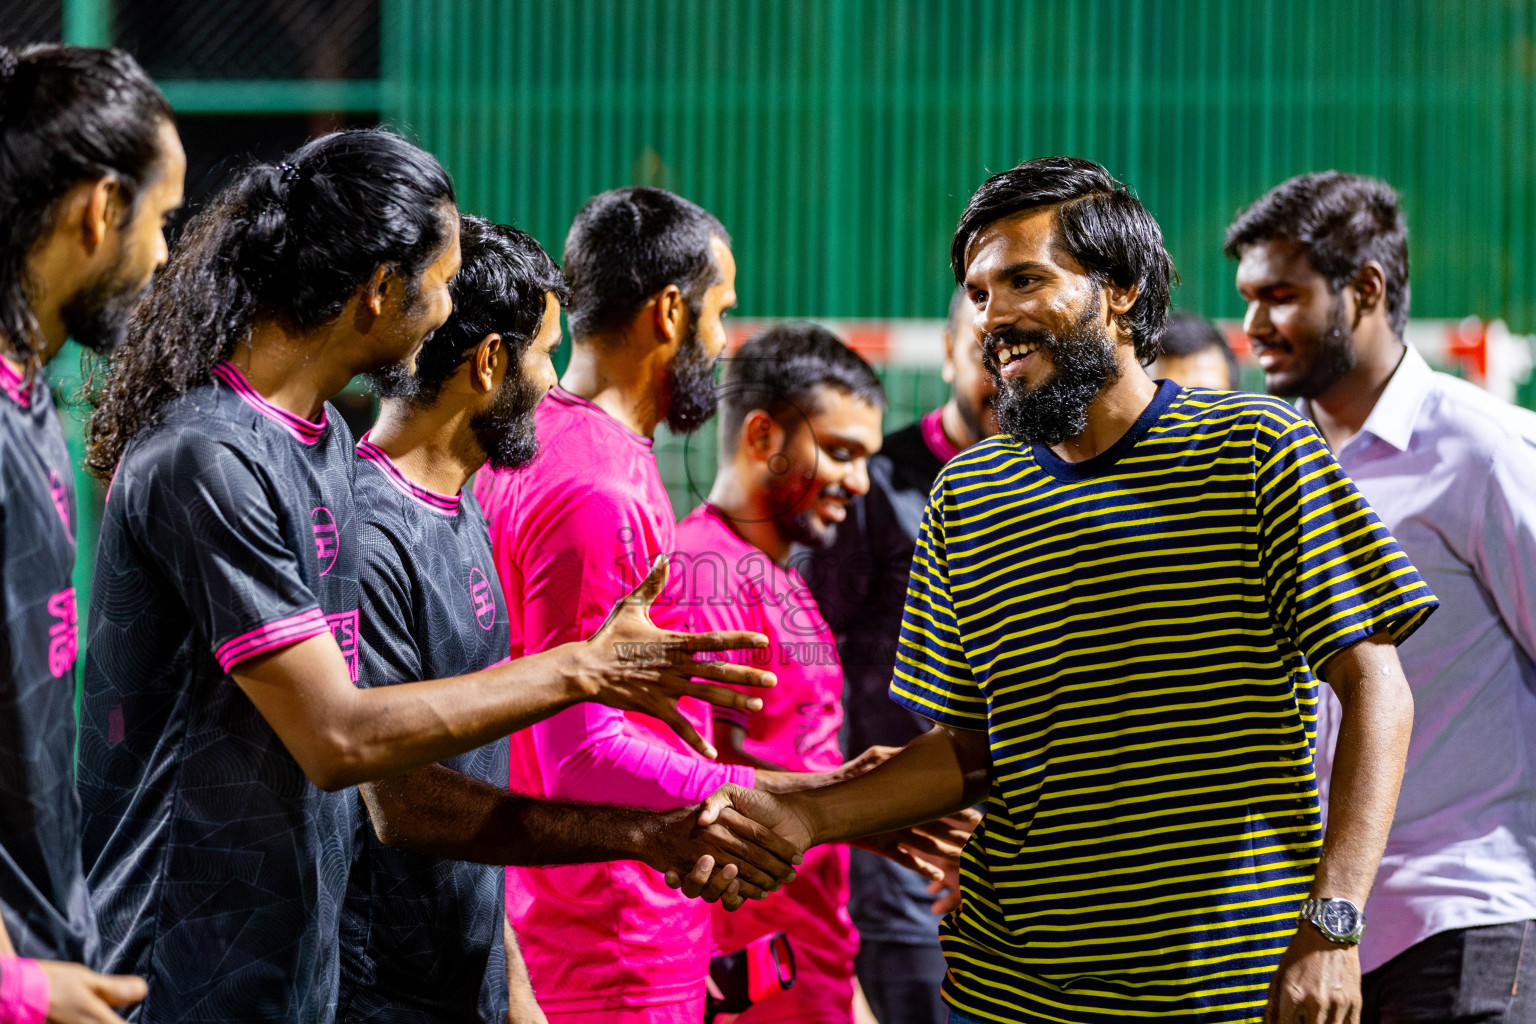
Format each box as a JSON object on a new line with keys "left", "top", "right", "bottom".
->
{"left": 675, "top": 502, "right": 737, "bottom": 550}
{"left": 124, "top": 387, "right": 265, "bottom": 476}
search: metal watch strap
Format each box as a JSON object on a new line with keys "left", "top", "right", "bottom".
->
{"left": 1298, "top": 897, "right": 1365, "bottom": 944}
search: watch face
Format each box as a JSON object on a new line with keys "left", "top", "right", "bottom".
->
{"left": 1321, "top": 900, "right": 1360, "bottom": 936}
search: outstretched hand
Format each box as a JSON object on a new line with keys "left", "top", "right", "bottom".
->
{"left": 826, "top": 744, "right": 903, "bottom": 785}
{"left": 577, "top": 556, "right": 776, "bottom": 758}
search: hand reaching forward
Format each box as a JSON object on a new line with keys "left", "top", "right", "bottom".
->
{"left": 574, "top": 556, "right": 776, "bottom": 758}
{"left": 826, "top": 744, "right": 903, "bottom": 785}
{"left": 660, "top": 785, "right": 820, "bottom": 909}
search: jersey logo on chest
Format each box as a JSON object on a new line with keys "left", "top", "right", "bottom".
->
{"left": 311, "top": 506, "right": 339, "bottom": 576}
{"left": 469, "top": 567, "right": 496, "bottom": 630}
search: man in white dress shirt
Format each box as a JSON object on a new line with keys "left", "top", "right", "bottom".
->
{"left": 1227, "top": 170, "right": 1536, "bottom": 1023}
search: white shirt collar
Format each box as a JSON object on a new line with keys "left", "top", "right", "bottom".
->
{"left": 1299, "top": 344, "right": 1432, "bottom": 454}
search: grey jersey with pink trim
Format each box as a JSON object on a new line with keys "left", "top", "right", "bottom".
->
{"left": 337, "top": 440, "right": 510, "bottom": 1024}
{"left": 79, "top": 365, "right": 359, "bottom": 1023}
{"left": 0, "top": 363, "right": 93, "bottom": 965}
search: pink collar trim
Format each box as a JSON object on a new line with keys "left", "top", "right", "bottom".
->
{"left": 920, "top": 407, "right": 963, "bottom": 464}
{"left": 210, "top": 362, "right": 326, "bottom": 444}
{"left": 547, "top": 385, "right": 654, "bottom": 448}
{"left": 0, "top": 358, "right": 33, "bottom": 409}
{"left": 357, "top": 433, "right": 461, "bottom": 515}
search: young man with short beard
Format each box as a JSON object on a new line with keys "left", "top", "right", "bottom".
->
{"left": 1230, "top": 172, "right": 1536, "bottom": 1021}
{"left": 697, "top": 157, "right": 1440, "bottom": 1023}
{"left": 338, "top": 217, "right": 799, "bottom": 1024}
{"left": 803, "top": 289, "right": 996, "bottom": 1024}
{"left": 0, "top": 43, "right": 184, "bottom": 1024}
{"left": 681, "top": 323, "right": 971, "bottom": 1024}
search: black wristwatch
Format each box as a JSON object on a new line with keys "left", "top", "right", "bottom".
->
{"left": 1298, "top": 897, "right": 1365, "bottom": 944}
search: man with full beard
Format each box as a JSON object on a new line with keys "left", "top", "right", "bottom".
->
{"left": 695, "top": 157, "right": 1441, "bottom": 1023}
{"left": 476, "top": 191, "right": 915, "bottom": 1021}
{"left": 0, "top": 43, "right": 182, "bottom": 1022}
{"left": 342, "top": 217, "right": 801, "bottom": 1024}
{"left": 472, "top": 187, "right": 762, "bottom": 1023}
{"left": 1230, "top": 173, "right": 1536, "bottom": 1022}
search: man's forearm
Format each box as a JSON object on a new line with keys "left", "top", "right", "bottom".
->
{"left": 1313, "top": 631, "right": 1414, "bottom": 904}
{"left": 363, "top": 763, "right": 800, "bottom": 900}
{"left": 787, "top": 725, "right": 989, "bottom": 844}
{"left": 361, "top": 763, "right": 656, "bottom": 866}
{"left": 238, "top": 637, "right": 588, "bottom": 790}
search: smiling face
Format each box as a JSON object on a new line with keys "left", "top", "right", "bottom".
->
{"left": 962, "top": 207, "right": 1123, "bottom": 446}
{"left": 1235, "top": 237, "right": 1356, "bottom": 399}
{"left": 763, "top": 385, "right": 882, "bottom": 550}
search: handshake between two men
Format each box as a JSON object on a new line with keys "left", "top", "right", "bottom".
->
{"left": 578, "top": 557, "right": 978, "bottom": 912}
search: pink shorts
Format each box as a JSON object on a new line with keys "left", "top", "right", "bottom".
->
{"left": 545, "top": 995, "right": 706, "bottom": 1024}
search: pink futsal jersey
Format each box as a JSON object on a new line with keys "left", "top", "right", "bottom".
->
{"left": 674, "top": 504, "right": 857, "bottom": 1024}
{"left": 473, "top": 388, "right": 754, "bottom": 1015}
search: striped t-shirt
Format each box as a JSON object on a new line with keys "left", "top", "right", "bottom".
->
{"left": 890, "top": 381, "right": 1437, "bottom": 1023}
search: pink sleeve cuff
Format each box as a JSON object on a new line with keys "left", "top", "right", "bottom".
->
{"left": 214, "top": 607, "right": 330, "bottom": 672}
{"left": 0, "top": 958, "right": 49, "bottom": 1024}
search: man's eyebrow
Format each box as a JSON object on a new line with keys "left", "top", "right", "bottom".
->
{"left": 820, "top": 431, "right": 871, "bottom": 454}
{"left": 967, "top": 260, "right": 1055, "bottom": 288}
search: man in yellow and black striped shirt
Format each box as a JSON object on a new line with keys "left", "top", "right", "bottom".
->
{"left": 694, "top": 157, "right": 1438, "bottom": 1023}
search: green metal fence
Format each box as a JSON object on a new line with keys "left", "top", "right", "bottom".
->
{"left": 10, "top": 0, "right": 1536, "bottom": 659}
{"left": 384, "top": 0, "right": 1536, "bottom": 332}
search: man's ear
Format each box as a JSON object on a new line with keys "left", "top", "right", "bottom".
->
{"left": 362, "top": 264, "right": 391, "bottom": 317}
{"left": 1103, "top": 280, "right": 1141, "bottom": 348}
{"left": 57, "top": 177, "right": 119, "bottom": 256}
{"left": 740, "top": 408, "right": 780, "bottom": 464}
{"left": 472, "top": 333, "right": 503, "bottom": 394}
{"left": 85, "top": 178, "right": 125, "bottom": 253}
{"left": 651, "top": 284, "right": 687, "bottom": 346}
{"left": 1104, "top": 280, "right": 1140, "bottom": 319}
{"left": 940, "top": 329, "right": 957, "bottom": 385}
{"left": 1351, "top": 261, "right": 1387, "bottom": 318}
